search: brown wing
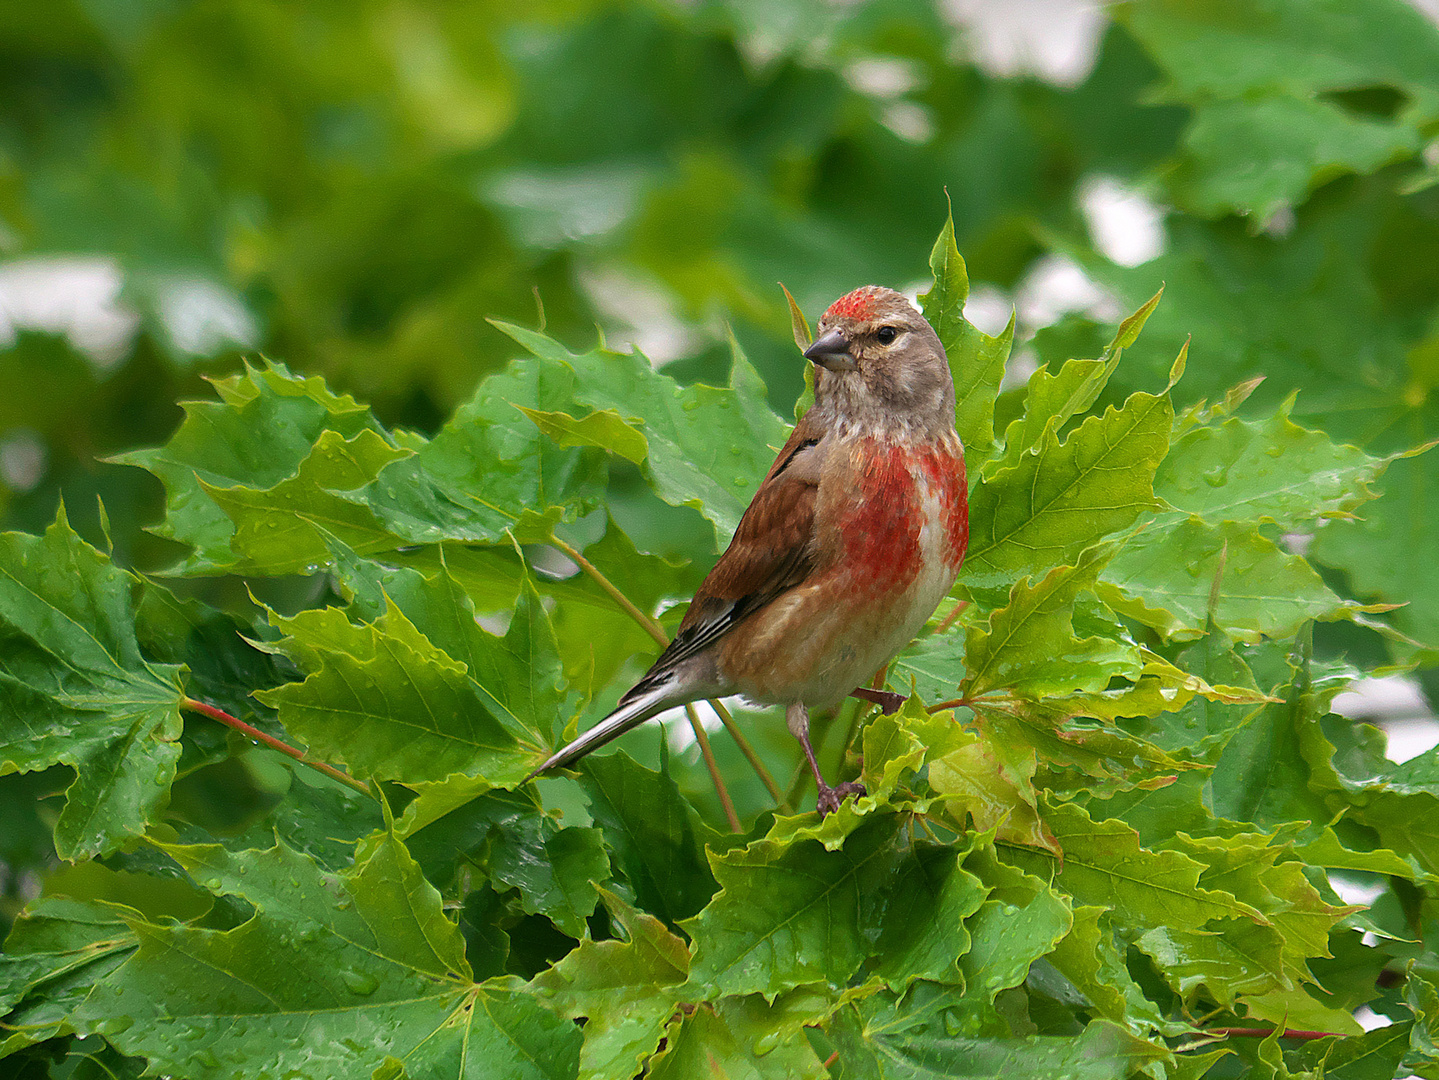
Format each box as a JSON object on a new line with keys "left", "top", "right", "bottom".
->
{"left": 622, "top": 415, "right": 828, "bottom": 690}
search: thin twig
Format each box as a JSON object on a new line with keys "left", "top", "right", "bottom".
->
{"left": 550, "top": 533, "right": 667, "bottom": 646}
{"left": 927, "top": 697, "right": 972, "bottom": 713}
{"left": 784, "top": 757, "right": 810, "bottom": 808}
{"left": 553, "top": 530, "right": 782, "bottom": 816}
{"left": 710, "top": 699, "right": 791, "bottom": 813}
{"left": 181, "top": 697, "right": 371, "bottom": 797}
{"left": 686, "top": 704, "right": 740, "bottom": 831}
{"left": 935, "top": 600, "right": 968, "bottom": 635}
{"left": 1199, "top": 1027, "right": 1343, "bottom": 1042}
{"left": 837, "top": 665, "right": 888, "bottom": 778}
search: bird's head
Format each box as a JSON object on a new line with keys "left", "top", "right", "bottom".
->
{"left": 804, "top": 285, "right": 955, "bottom": 436}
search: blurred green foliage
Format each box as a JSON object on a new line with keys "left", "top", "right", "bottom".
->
{"left": 4, "top": 0, "right": 1436, "bottom": 674}
{"left": 5, "top": 0, "right": 1439, "bottom": 1076}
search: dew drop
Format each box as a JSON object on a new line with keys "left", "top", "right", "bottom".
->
{"left": 341, "top": 968, "right": 379, "bottom": 996}
{"left": 753, "top": 1032, "right": 780, "bottom": 1056}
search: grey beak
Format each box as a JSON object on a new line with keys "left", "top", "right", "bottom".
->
{"left": 803, "top": 328, "right": 858, "bottom": 372}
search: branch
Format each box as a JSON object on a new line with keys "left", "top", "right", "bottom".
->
{"left": 685, "top": 704, "right": 740, "bottom": 831}
{"left": 181, "top": 697, "right": 372, "bottom": 797}
{"left": 1197, "top": 1027, "right": 1344, "bottom": 1042}
{"left": 710, "top": 699, "right": 791, "bottom": 813}
{"left": 550, "top": 534, "right": 668, "bottom": 647}
{"left": 934, "top": 599, "right": 968, "bottom": 635}
{"left": 928, "top": 697, "right": 973, "bottom": 713}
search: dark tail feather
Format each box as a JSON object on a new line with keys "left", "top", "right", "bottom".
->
{"left": 524, "top": 678, "right": 679, "bottom": 782}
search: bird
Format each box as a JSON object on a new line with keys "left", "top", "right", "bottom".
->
{"left": 528, "top": 285, "right": 968, "bottom": 815}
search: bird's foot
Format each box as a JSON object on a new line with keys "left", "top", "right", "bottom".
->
{"left": 815, "top": 781, "right": 866, "bottom": 817}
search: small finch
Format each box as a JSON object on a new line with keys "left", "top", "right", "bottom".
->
{"left": 530, "top": 285, "right": 968, "bottom": 814}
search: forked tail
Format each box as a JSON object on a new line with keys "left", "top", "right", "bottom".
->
{"left": 523, "top": 676, "right": 681, "bottom": 782}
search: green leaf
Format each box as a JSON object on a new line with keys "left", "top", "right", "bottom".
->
{"left": 0, "top": 508, "right": 185, "bottom": 860}
{"left": 828, "top": 997, "right": 1167, "bottom": 1080}
{"left": 528, "top": 889, "right": 688, "bottom": 1080}
{"left": 928, "top": 727, "right": 1055, "bottom": 854}
{"left": 323, "top": 543, "right": 571, "bottom": 745}
{"left": 998, "top": 359, "right": 1114, "bottom": 466}
{"left": 1295, "top": 1020, "right": 1415, "bottom": 1080}
{"left": 781, "top": 282, "right": 814, "bottom": 350}
{"left": 515, "top": 405, "right": 649, "bottom": 466}
{"left": 997, "top": 289, "right": 1162, "bottom": 465}
{"left": 1048, "top": 906, "right": 1174, "bottom": 1035}
{"left": 959, "top": 865, "right": 1073, "bottom": 1008}
{"left": 1311, "top": 453, "right": 1439, "bottom": 649}
{"left": 1243, "top": 987, "right": 1362, "bottom": 1038}
{"left": 1132, "top": 919, "right": 1287, "bottom": 1008}
{"left": 872, "top": 841, "right": 989, "bottom": 990}
{"left": 647, "top": 996, "right": 829, "bottom": 1080}
{"left": 74, "top": 835, "right": 582, "bottom": 1079}
{"left": 1100, "top": 516, "right": 1344, "bottom": 642}
{"left": 861, "top": 697, "right": 968, "bottom": 803}
{"left": 365, "top": 357, "right": 608, "bottom": 545}
{"left": 200, "top": 428, "right": 412, "bottom": 575}
{"left": 1158, "top": 399, "right": 1390, "bottom": 529}
{"left": 578, "top": 752, "right": 721, "bottom": 925}
{"left": 110, "top": 360, "right": 381, "bottom": 571}
{"left": 978, "top": 700, "right": 1201, "bottom": 800}
{"left": 0, "top": 899, "right": 136, "bottom": 1055}
{"left": 1177, "top": 95, "right": 1422, "bottom": 222}
{"left": 493, "top": 821, "right": 610, "bottom": 939}
{"left": 1407, "top": 963, "right": 1439, "bottom": 1066}
{"left": 1009, "top": 800, "right": 1272, "bottom": 947}
{"left": 397, "top": 780, "right": 610, "bottom": 936}
{"left": 963, "top": 545, "right": 1140, "bottom": 699}
{"left": 493, "top": 322, "right": 791, "bottom": 548}
{"left": 963, "top": 390, "right": 1171, "bottom": 589}
{"left": 257, "top": 592, "right": 544, "bottom": 787}
{"left": 1119, "top": 0, "right": 1439, "bottom": 220}
{"left": 919, "top": 209, "right": 1015, "bottom": 468}
{"left": 1168, "top": 833, "right": 1353, "bottom": 989}
{"left": 889, "top": 629, "right": 969, "bottom": 705}
{"left": 683, "top": 813, "right": 904, "bottom": 998}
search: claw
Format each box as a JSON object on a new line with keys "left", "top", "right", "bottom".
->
{"left": 815, "top": 780, "right": 866, "bottom": 817}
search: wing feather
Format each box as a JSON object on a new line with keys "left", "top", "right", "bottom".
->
{"left": 633, "top": 415, "right": 827, "bottom": 683}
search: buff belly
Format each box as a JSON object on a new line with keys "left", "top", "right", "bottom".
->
{"left": 721, "top": 458, "right": 962, "bottom": 710}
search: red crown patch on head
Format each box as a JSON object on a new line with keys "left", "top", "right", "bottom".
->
{"left": 824, "top": 286, "right": 886, "bottom": 322}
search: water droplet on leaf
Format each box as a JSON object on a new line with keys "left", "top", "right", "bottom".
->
{"left": 341, "top": 968, "right": 379, "bottom": 996}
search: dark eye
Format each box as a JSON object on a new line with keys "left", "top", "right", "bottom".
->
{"left": 876, "top": 326, "right": 898, "bottom": 345}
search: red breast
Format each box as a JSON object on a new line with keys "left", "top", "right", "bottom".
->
{"left": 831, "top": 435, "right": 967, "bottom": 598}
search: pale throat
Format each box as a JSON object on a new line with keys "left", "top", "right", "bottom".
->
{"left": 812, "top": 371, "right": 956, "bottom": 443}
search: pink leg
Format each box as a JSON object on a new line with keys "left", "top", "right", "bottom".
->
{"left": 786, "top": 702, "right": 865, "bottom": 817}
